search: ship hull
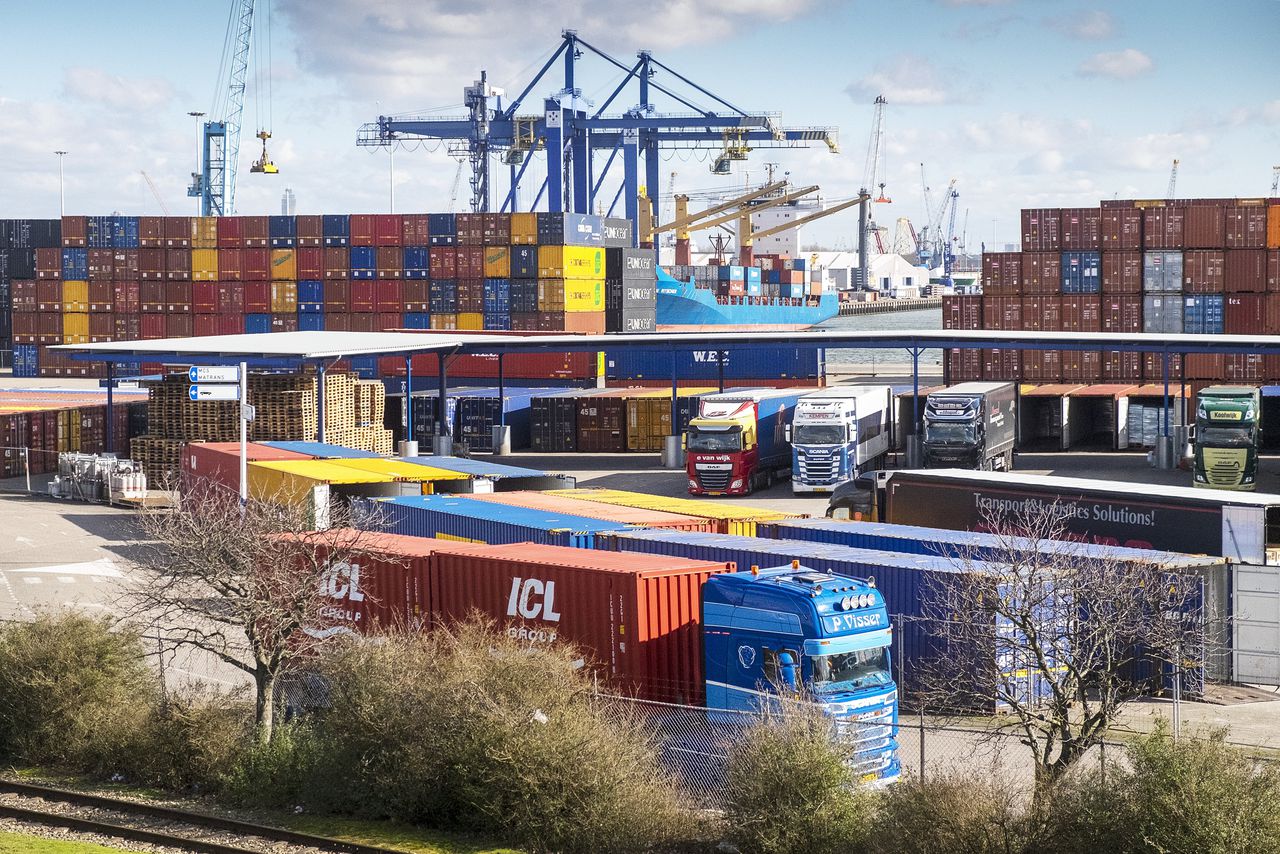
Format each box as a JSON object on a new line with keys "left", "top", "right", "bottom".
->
{"left": 656, "top": 270, "right": 838, "bottom": 328}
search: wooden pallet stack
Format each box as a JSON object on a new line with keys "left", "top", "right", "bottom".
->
{"left": 129, "top": 436, "right": 185, "bottom": 486}
{"left": 248, "top": 374, "right": 318, "bottom": 443}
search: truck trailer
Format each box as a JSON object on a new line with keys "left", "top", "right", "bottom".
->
{"left": 921, "top": 382, "right": 1016, "bottom": 471}
{"left": 685, "top": 389, "right": 804, "bottom": 495}
{"left": 789, "top": 386, "right": 893, "bottom": 494}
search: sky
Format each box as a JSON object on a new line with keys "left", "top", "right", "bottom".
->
{"left": 0, "top": 0, "right": 1276, "bottom": 251}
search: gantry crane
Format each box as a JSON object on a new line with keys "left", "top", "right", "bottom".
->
{"left": 856, "top": 95, "right": 891, "bottom": 289}
{"left": 188, "top": 0, "right": 276, "bottom": 215}
{"left": 357, "top": 31, "right": 839, "bottom": 244}
{"left": 940, "top": 187, "right": 960, "bottom": 289}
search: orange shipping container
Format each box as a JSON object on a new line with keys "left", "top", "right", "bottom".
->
{"left": 1268, "top": 205, "right": 1280, "bottom": 249}
{"left": 270, "top": 249, "right": 297, "bottom": 281}
{"left": 270, "top": 281, "right": 298, "bottom": 313}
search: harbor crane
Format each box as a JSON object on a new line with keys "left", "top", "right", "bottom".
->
{"left": 855, "top": 96, "right": 891, "bottom": 288}
{"left": 1271, "top": 165, "right": 1279, "bottom": 196}
{"left": 358, "top": 30, "right": 839, "bottom": 245}
{"left": 1166, "top": 158, "right": 1179, "bottom": 198}
{"left": 188, "top": 0, "right": 277, "bottom": 215}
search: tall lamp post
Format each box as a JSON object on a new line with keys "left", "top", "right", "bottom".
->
{"left": 54, "top": 150, "right": 67, "bottom": 217}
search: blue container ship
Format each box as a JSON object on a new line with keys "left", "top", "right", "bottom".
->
{"left": 656, "top": 266, "right": 838, "bottom": 329}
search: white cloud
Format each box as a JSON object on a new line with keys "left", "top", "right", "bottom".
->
{"left": 1078, "top": 48, "right": 1154, "bottom": 79}
{"left": 1048, "top": 9, "right": 1114, "bottom": 40}
{"left": 62, "top": 67, "right": 174, "bottom": 112}
{"left": 847, "top": 55, "right": 962, "bottom": 106}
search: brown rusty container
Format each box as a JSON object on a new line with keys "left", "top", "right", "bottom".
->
{"left": 112, "top": 249, "right": 138, "bottom": 280}
{"left": 1142, "top": 205, "right": 1185, "bottom": 249}
{"left": 1268, "top": 251, "right": 1280, "bottom": 292}
{"left": 1020, "top": 208, "right": 1062, "bottom": 251}
{"left": 1061, "top": 351, "right": 1102, "bottom": 384}
{"left": 981, "top": 251, "right": 1023, "bottom": 295}
{"left": 1101, "top": 351, "right": 1142, "bottom": 383}
{"left": 1183, "top": 250, "right": 1225, "bottom": 293}
{"left": 1060, "top": 294, "right": 1101, "bottom": 332}
{"left": 1225, "top": 203, "right": 1268, "bottom": 249}
{"left": 576, "top": 389, "right": 636, "bottom": 453}
{"left": 1020, "top": 295, "right": 1062, "bottom": 331}
{"left": 61, "top": 216, "right": 87, "bottom": 247}
{"left": 1142, "top": 353, "right": 1183, "bottom": 382}
{"left": 1021, "top": 251, "right": 1062, "bottom": 294}
{"left": 1184, "top": 354, "right": 1226, "bottom": 381}
{"left": 1101, "top": 251, "right": 1142, "bottom": 293}
{"left": 1060, "top": 208, "right": 1101, "bottom": 250}
{"left": 138, "top": 216, "right": 164, "bottom": 247}
{"left": 1101, "top": 207, "right": 1142, "bottom": 251}
{"left": 1022, "top": 351, "right": 1062, "bottom": 383}
{"left": 1100, "top": 294, "right": 1142, "bottom": 333}
{"left": 981, "top": 349, "right": 1021, "bottom": 381}
{"left": 982, "top": 295, "right": 1022, "bottom": 330}
{"left": 946, "top": 349, "right": 982, "bottom": 382}
{"left": 1183, "top": 204, "right": 1226, "bottom": 249}
{"left": 942, "top": 295, "right": 982, "bottom": 330}
{"left": 1225, "top": 249, "right": 1266, "bottom": 293}
{"left": 295, "top": 214, "right": 323, "bottom": 246}
{"left": 163, "top": 216, "right": 191, "bottom": 248}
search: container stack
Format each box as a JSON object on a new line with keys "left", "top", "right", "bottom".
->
{"left": 0, "top": 212, "right": 639, "bottom": 380}
{"left": 962, "top": 198, "right": 1280, "bottom": 389}
{"left": 605, "top": 247, "right": 657, "bottom": 332}
{"left": 666, "top": 254, "right": 821, "bottom": 302}
{"left": 0, "top": 389, "right": 147, "bottom": 476}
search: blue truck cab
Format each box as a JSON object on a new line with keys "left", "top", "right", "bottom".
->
{"left": 701, "top": 561, "right": 900, "bottom": 785}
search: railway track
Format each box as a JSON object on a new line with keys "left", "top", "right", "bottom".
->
{"left": 0, "top": 778, "right": 406, "bottom": 854}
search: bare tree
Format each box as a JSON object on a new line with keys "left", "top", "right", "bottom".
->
{"left": 915, "top": 501, "right": 1205, "bottom": 791}
{"left": 125, "top": 479, "right": 396, "bottom": 743}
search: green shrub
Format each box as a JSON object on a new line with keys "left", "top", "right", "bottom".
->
{"left": 224, "top": 719, "right": 320, "bottom": 808}
{"left": 869, "top": 772, "right": 1026, "bottom": 854}
{"left": 723, "top": 703, "right": 873, "bottom": 854}
{"left": 126, "top": 691, "right": 253, "bottom": 792}
{"left": 0, "top": 613, "right": 157, "bottom": 772}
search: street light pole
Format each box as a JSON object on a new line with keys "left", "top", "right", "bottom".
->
{"left": 54, "top": 150, "right": 67, "bottom": 217}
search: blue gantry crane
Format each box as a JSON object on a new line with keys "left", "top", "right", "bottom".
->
{"left": 357, "top": 30, "right": 838, "bottom": 245}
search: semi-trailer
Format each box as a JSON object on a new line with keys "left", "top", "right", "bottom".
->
{"left": 788, "top": 386, "right": 893, "bottom": 494}
{"left": 313, "top": 531, "right": 901, "bottom": 785}
{"left": 685, "top": 389, "right": 804, "bottom": 495}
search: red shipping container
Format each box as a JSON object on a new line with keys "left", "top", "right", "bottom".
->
{"left": 161, "top": 216, "right": 190, "bottom": 248}
{"left": 323, "top": 247, "right": 349, "bottom": 279}
{"left": 429, "top": 247, "right": 457, "bottom": 279}
{"left": 456, "top": 213, "right": 484, "bottom": 245}
{"left": 36, "top": 279, "right": 61, "bottom": 312}
{"left": 376, "top": 311, "right": 402, "bottom": 331}
{"left": 270, "top": 313, "right": 298, "bottom": 333}
{"left": 1225, "top": 249, "right": 1266, "bottom": 293}
{"left": 11, "top": 280, "right": 37, "bottom": 313}
{"left": 1225, "top": 354, "right": 1265, "bottom": 383}
{"left": 242, "top": 216, "right": 270, "bottom": 247}
{"left": 192, "top": 281, "right": 219, "bottom": 313}
{"left": 1021, "top": 252, "right": 1061, "bottom": 293}
{"left": 1061, "top": 351, "right": 1102, "bottom": 383}
{"left": 1021, "top": 295, "right": 1062, "bottom": 331}
{"left": 324, "top": 280, "right": 350, "bottom": 312}
{"left": 217, "top": 216, "right": 243, "bottom": 248}
{"left": 1060, "top": 208, "right": 1101, "bottom": 251}
{"left": 87, "top": 249, "right": 114, "bottom": 280}
{"left": 1101, "top": 251, "right": 1142, "bottom": 293}
{"left": 140, "top": 281, "right": 165, "bottom": 313}
{"left": 457, "top": 246, "right": 485, "bottom": 279}
{"left": 946, "top": 349, "right": 982, "bottom": 382}
{"left": 981, "top": 349, "right": 1021, "bottom": 381}
{"left": 482, "top": 213, "right": 511, "bottom": 245}
{"left": 1265, "top": 355, "right": 1280, "bottom": 382}
{"left": 1225, "top": 294, "right": 1265, "bottom": 334}
{"left": 1021, "top": 208, "right": 1062, "bottom": 251}
{"left": 193, "top": 314, "right": 218, "bottom": 337}
{"left": 401, "top": 214, "right": 430, "bottom": 246}
{"left": 112, "top": 249, "right": 139, "bottom": 280}
{"left": 89, "top": 313, "right": 114, "bottom": 340}
{"left": 182, "top": 442, "right": 313, "bottom": 497}
{"left": 981, "top": 252, "right": 1022, "bottom": 295}
{"left": 36, "top": 313, "right": 62, "bottom": 344}
{"left": 1142, "top": 205, "right": 1185, "bottom": 249}
{"left": 139, "top": 216, "right": 165, "bottom": 247}
{"left": 376, "top": 246, "right": 403, "bottom": 278}
{"left": 1060, "top": 295, "right": 1101, "bottom": 332}
{"left": 325, "top": 312, "right": 351, "bottom": 332}
{"left": 1100, "top": 295, "right": 1142, "bottom": 333}
{"left": 1267, "top": 293, "right": 1280, "bottom": 334}
{"left": 1022, "top": 351, "right": 1062, "bottom": 382}
{"left": 1184, "top": 205, "right": 1225, "bottom": 249}
{"left": 404, "top": 280, "right": 430, "bottom": 312}
{"left": 981, "top": 295, "right": 1022, "bottom": 330}
{"left": 1183, "top": 250, "right": 1225, "bottom": 293}
{"left": 1268, "top": 251, "right": 1280, "bottom": 292}
{"left": 1101, "top": 207, "right": 1142, "bottom": 251}
{"left": 34, "top": 247, "right": 61, "bottom": 280}
{"left": 242, "top": 248, "right": 270, "bottom": 280}
{"left": 138, "top": 248, "right": 166, "bottom": 280}
{"left": 218, "top": 282, "right": 244, "bottom": 313}
{"left": 373, "top": 214, "right": 403, "bottom": 247}
{"left": 349, "top": 281, "right": 375, "bottom": 313}
{"left": 61, "top": 215, "right": 87, "bottom": 247}
{"left": 87, "top": 280, "right": 113, "bottom": 312}
{"left": 1184, "top": 354, "right": 1225, "bottom": 381}
{"left": 1101, "top": 351, "right": 1143, "bottom": 383}
{"left": 349, "top": 215, "right": 376, "bottom": 246}
{"left": 140, "top": 314, "right": 166, "bottom": 340}
{"left": 428, "top": 543, "right": 730, "bottom": 703}
{"left": 1142, "top": 352, "right": 1183, "bottom": 381}
{"left": 942, "top": 295, "right": 982, "bottom": 330}
{"left": 374, "top": 279, "right": 403, "bottom": 311}
{"left": 164, "top": 281, "right": 192, "bottom": 313}
{"left": 217, "top": 247, "right": 242, "bottom": 280}
{"left": 113, "top": 281, "right": 140, "bottom": 314}
{"left": 218, "top": 313, "right": 242, "bottom": 336}
{"left": 348, "top": 313, "right": 377, "bottom": 332}
{"left": 11, "top": 313, "right": 36, "bottom": 343}
{"left": 1225, "top": 204, "right": 1267, "bottom": 249}
{"left": 243, "top": 281, "right": 271, "bottom": 313}
{"left": 297, "top": 246, "right": 323, "bottom": 280}
{"left": 165, "top": 248, "right": 191, "bottom": 280}
{"left": 163, "top": 313, "right": 192, "bottom": 338}
{"left": 295, "top": 215, "right": 323, "bottom": 247}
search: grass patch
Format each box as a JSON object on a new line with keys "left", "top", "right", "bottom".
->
{"left": 278, "top": 814, "right": 522, "bottom": 854}
{"left": 0, "top": 831, "right": 127, "bottom": 854}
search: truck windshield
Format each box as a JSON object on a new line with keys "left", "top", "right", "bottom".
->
{"left": 924, "top": 422, "right": 974, "bottom": 444}
{"left": 794, "top": 424, "right": 846, "bottom": 444}
{"left": 1199, "top": 426, "right": 1254, "bottom": 447}
{"left": 687, "top": 429, "right": 742, "bottom": 452}
{"left": 810, "top": 646, "right": 891, "bottom": 691}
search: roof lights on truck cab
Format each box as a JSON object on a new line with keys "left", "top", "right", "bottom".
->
{"left": 838, "top": 594, "right": 877, "bottom": 611}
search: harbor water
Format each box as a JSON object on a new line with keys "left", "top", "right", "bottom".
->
{"left": 818, "top": 306, "right": 943, "bottom": 374}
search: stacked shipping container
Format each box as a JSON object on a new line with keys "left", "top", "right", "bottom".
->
{"left": 961, "top": 197, "right": 1280, "bottom": 386}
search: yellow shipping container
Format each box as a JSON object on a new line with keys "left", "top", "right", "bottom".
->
{"left": 431, "top": 313, "right": 458, "bottom": 330}
{"left": 191, "top": 216, "right": 219, "bottom": 248}
{"left": 537, "top": 278, "right": 604, "bottom": 312}
{"left": 483, "top": 246, "right": 510, "bottom": 277}
{"left": 270, "top": 281, "right": 298, "bottom": 313}
{"left": 248, "top": 459, "right": 393, "bottom": 504}
{"left": 270, "top": 248, "right": 296, "bottom": 281}
{"left": 191, "top": 249, "right": 219, "bottom": 281}
{"left": 61, "top": 280, "right": 88, "bottom": 312}
{"left": 537, "top": 245, "right": 604, "bottom": 279}
{"left": 62, "top": 311, "right": 90, "bottom": 342}
{"left": 457, "top": 312, "right": 484, "bottom": 331}
{"left": 544, "top": 487, "right": 798, "bottom": 537}
{"left": 510, "top": 213, "right": 538, "bottom": 245}
{"left": 324, "top": 458, "right": 470, "bottom": 484}
{"left": 625, "top": 388, "right": 715, "bottom": 452}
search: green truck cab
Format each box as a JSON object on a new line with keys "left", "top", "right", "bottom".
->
{"left": 1193, "top": 385, "right": 1261, "bottom": 491}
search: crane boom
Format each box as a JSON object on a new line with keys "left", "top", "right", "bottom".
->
{"left": 746, "top": 193, "right": 869, "bottom": 243}
{"left": 653, "top": 180, "right": 788, "bottom": 234}
{"left": 1166, "top": 158, "right": 1179, "bottom": 198}
{"left": 140, "top": 171, "right": 170, "bottom": 216}
{"left": 666, "top": 186, "right": 818, "bottom": 236}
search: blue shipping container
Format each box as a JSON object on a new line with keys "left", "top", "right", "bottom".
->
{"left": 371, "top": 494, "right": 626, "bottom": 549}
{"left": 745, "top": 267, "right": 762, "bottom": 284}
{"left": 404, "top": 246, "right": 431, "bottom": 278}
{"left": 297, "top": 280, "right": 323, "bottom": 303}
{"left": 61, "top": 248, "right": 88, "bottom": 280}
{"left": 112, "top": 216, "right": 140, "bottom": 248}
{"left": 483, "top": 278, "right": 510, "bottom": 314}
{"left": 245, "top": 313, "right": 271, "bottom": 334}
{"left": 428, "top": 214, "right": 456, "bottom": 246}
{"left": 349, "top": 246, "right": 377, "bottom": 279}
{"left": 537, "top": 212, "right": 602, "bottom": 246}
{"left": 351, "top": 356, "right": 379, "bottom": 379}
{"left": 269, "top": 215, "right": 296, "bottom": 247}
{"left": 1061, "top": 251, "right": 1101, "bottom": 294}
{"left": 1183, "top": 295, "right": 1224, "bottom": 335}
{"left": 510, "top": 246, "right": 538, "bottom": 278}
{"left": 297, "top": 312, "right": 325, "bottom": 331}
{"left": 454, "top": 386, "right": 553, "bottom": 451}
{"left": 605, "top": 347, "right": 824, "bottom": 382}
{"left": 745, "top": 280, "right": 762, "bottom": 296}
{"left": 13, "top": 344, "right": 38, "bottom": 378}
{"left": 87, "top": 216, "right": 114, "bottom": 249}
{"left": 262, "top": 441, "right": 380, "bottom": 458}
{"left": 402, "top": 312, "right": 431, "bottom": 329}
{"left": 398, "top": 455, "right": 556, "bottom": 480}
{"left": 484, "top": 312, "right": 512, "bottom": 331}
{"left": 429, "top": 280, "right": 457, "bottom": 313}
{"left": 322, "top": 215, "right": 350, "bottom": 246}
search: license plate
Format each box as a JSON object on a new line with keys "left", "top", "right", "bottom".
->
{"left": 860, "top": 772, "right": 878, "bottom": 784}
